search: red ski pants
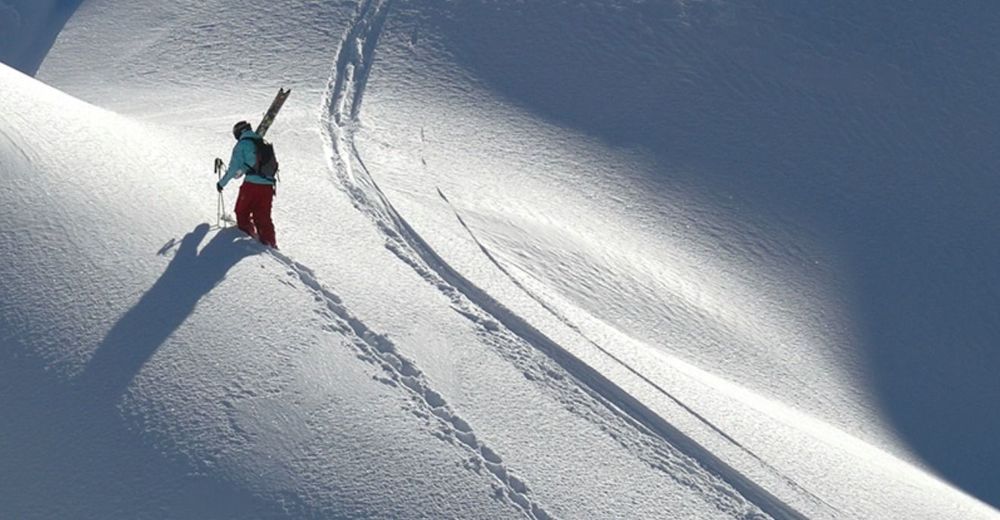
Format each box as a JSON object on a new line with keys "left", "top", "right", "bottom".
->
{"left": 235, "top": 182, "right": 277, "bottom": 248}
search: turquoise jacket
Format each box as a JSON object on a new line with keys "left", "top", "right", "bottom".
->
{"left": 219, "top": 129, "right": 275, "bottom": 188}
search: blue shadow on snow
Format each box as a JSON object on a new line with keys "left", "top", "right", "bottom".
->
{"left": 0, "top": 0, "right": 85, "bottom": 75}
{"left": 440, "top": 1, "right": 1000, "bottom": 508}
{"left": 78, "top": 223, "right": 255, "bottom": 401}
{"left": 0, "top": 225, "right": 279, "bottom": 518}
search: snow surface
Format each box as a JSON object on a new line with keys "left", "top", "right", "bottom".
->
{"left": 2, "top": 0, "right": 999, "bottom": 518}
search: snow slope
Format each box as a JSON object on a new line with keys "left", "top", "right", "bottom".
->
{"left": 0, "top": 64, "right": 536, "bottom": 519}
{"left": 347, "top": 0, "right": 1000, "bottom": 510}
{"left": 1, "top": 3, "right": 776, "bottom": 518}
{"left": 2, "top": 0, "right": 999, "bottom": 518}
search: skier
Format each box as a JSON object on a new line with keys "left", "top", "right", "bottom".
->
{"left": 217, "top": 120, "right": 278, "bottom": 249}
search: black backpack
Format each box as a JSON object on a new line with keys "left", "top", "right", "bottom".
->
{"left": 242, "top": 136, "right": 279, "bottom": 180}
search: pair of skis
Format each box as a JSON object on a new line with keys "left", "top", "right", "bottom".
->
{"left": 215, "top": 88, "right": 291, "bottom": 227}
{"left": 255, "top": 87, "right": 291, "bottom": 138}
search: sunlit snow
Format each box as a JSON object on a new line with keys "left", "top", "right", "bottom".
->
{"left": 2, "top": 1, "right": 998, "bottom": 519}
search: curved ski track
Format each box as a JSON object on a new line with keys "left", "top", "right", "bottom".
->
{"left": 433, "top": 189, "right": 840, "bottom": 518}
{"left": 313, "top": 1, "right": 816, "bottom": 519}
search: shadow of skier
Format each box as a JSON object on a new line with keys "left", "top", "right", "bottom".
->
{"left": 0, "top": 223, "right": 305, "bottom": 517}
{"left": 77, "top": 223, "right": 256, "bottom": 402}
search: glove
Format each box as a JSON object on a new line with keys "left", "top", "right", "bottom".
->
{"left": 216, "top": 182, "right": 224, "bottom": 193}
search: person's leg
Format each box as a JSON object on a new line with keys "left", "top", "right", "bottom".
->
{"left": 251, "top": 185, "right": 277, "bottom": 248}
{"left": 234, "top": 183, "right": 257, "bottom": 238}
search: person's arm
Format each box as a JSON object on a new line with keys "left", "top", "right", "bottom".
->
{"left": 218, "top": 140, "right": 254, "bottom": 189}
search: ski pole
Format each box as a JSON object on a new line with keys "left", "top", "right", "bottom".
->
{"left": 214, "top": 158, "right": 224, "bottom": 227}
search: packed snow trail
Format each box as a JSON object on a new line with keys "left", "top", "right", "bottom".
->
{"left": 267, "top": 249, "right": 552, "bottom": 519}
{"left": 320, "top": 1, "right": 803, "bottom": 518}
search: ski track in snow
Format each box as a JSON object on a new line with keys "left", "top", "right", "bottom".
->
{"left": 312, "top": 1, "right": 811, "bottom": 519}
{"left": 319, "top": 3, "right": 553, "bottom": 517}
{"left": 266, "top": 249, "right": 550, "bottom": 519}
{"left": 433, "top": 188, "right": 841, "bottom": 518}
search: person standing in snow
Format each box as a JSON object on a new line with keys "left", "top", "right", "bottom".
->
{"left": 216, "top": 120, "right": 278, "bottom": 249}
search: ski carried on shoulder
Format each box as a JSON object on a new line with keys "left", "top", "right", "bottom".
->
{"left": 213, "top": 87, "right": 291, "bottom": 196}
{"left": 255, "top": 87, "right": 291, "bottom": 137}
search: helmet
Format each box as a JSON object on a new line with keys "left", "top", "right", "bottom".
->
{"left": 232, "top": 120, "right": 252, "bottom": 140}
